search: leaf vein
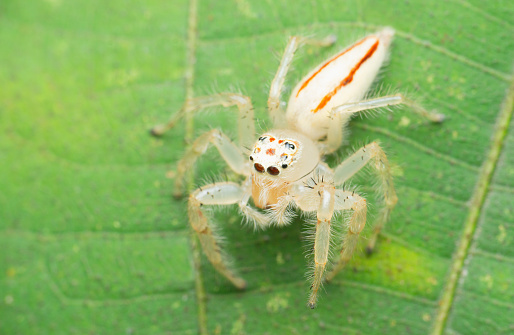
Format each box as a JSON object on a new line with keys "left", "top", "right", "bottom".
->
{"left": 431, "top": 71, "right": 514, "bottom": 335}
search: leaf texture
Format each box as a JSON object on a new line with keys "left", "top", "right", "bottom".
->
{"left": 1, "top": 0, "right": 513, "bottom": 334}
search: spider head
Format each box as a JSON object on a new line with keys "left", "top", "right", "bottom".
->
{"left": 249, "top": 130, "right": 319, "bottom": 181}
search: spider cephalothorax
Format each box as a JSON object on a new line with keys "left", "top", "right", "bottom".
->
{"left": 249, "top": 129, "right": 320, "bottom": 209}
{"left": 249, "top": 129, "right": 319, "bottom": 182}
{"left": 152, "top": 27, "right": 443, "bottom": 308}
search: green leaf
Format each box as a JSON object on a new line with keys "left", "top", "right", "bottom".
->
{"left": 1, "top": 0, "right": 513, "bottom": 334}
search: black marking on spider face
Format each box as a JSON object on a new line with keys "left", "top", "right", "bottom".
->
{"left": 249, "top": 155, "right": 254, "bottom": 161}
{"left": 258, "top": 136, "right": 267, "bottom": 142}
{"left": 281, "top": 163, "right": 288, "bottom": 169}
{"left": 284, "top": 142, "right": 295, "bottom": 151}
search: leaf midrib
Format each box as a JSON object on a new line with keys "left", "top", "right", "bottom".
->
{"left": 431, "top": 76, "right": 514, "bottom": 334}
{"left": 183, "top": 0, "right": 208, "bottom": 334}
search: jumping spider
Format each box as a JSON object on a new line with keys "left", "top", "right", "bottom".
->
{"left": 152, "top": 27, "right": 443, "bottom": 308}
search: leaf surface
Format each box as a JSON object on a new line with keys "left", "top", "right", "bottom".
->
{"left": 1, "top": 0, "right": 513, "bottom": 334}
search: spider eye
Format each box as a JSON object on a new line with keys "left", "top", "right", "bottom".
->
{"left": 284, "top": 142, "right": 296, "bottom": 151}
{"left": 281, "top": 163, "right": 288, "bottom": 169}
{"left": 267, "top": 166, "right": 280, "bottom": 175}
{"left": 249, "top": 156, "right": 254, "bottom": 161}
{"left": 254, "top": 163, "right": 265, "bottom": 173}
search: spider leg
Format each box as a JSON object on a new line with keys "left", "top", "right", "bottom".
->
{"left": 173, "top": 129, "right": 248, "bottom": 198}
{"left": 292, "top": 179, "right": 336, "bottom": 309}
{"left": 333, "top": 142, "right": 397, "bottom": 254}
{"left": 320, "top": 93, "right": 445, "bottom": 154}
{"left": 151, "top": 93, "right": 256, "bottom": 148}
{"left": 189, "top": 182, "right": 249, "bottom": 289}
{"left": 268, "top": 35, "right": 336, "bottom": 128}
{"left": 325, "top": 190, "right": 367, "bottom": 282}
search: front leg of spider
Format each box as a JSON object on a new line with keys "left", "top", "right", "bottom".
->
{"left": 309, "top": 179, "right": 336, "bottom": 309}
{"left": 291, "top": 177, "right": 368, "bottom": 308}
{"left": 188, "top": 182, "right": 248, "bottom": 289}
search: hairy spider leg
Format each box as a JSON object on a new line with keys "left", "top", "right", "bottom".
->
{"left": 268, "top": 35, "right": 336, "bottom": 128}
{"left": 320, "top": 93, "right": 445, "bottom": 154}
{"left": 325, "top": 190, "right": 367, "bottom": 283}
{"left": 151, "top": 93, "right": 256, "bottom": 148}
{"left": 290, "top": 178, "right": 368, "bottom": 309}
{"left": 326, "top": 142, "right": 397, "bottom": 280}
{"left": 188, "top": 182, "right": 248, "bottom": 289}
{"left": 190, "top": 180, "right": 273, "bottom": 288}
{"left": 309, "top": 181, "right": 336, "bottom": 309}
{"left": 173, "top": 129, "right": 248, "bottom": 198}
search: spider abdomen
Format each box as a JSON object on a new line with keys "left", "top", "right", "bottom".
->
{"left": 286, "top": 28, "right": 394, "bottom": 140}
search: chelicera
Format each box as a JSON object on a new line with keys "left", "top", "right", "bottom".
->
{"left": 151, "top": 27, "right": 443, "bottom": 308}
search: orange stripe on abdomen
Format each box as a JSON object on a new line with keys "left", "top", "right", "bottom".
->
{"left": 312, "top": 40, "right": 379, "bottom": 113}
{"left": 296, "top": 36, "right": 371, "bottom": 98}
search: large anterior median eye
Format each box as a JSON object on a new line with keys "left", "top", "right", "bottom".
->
{"left": 254, "top": 163, "right": 265, "bottom": 173}
{"left": 267, "top": 166, "right": 280, "bottom": 175}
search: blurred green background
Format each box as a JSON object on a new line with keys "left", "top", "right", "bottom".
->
{"left": 1, "top": 0, "right": 513, "bottom": 334}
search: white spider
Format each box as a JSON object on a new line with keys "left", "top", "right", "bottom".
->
{"left": 152, "top": 27, "right": 443, "bottom": 308}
